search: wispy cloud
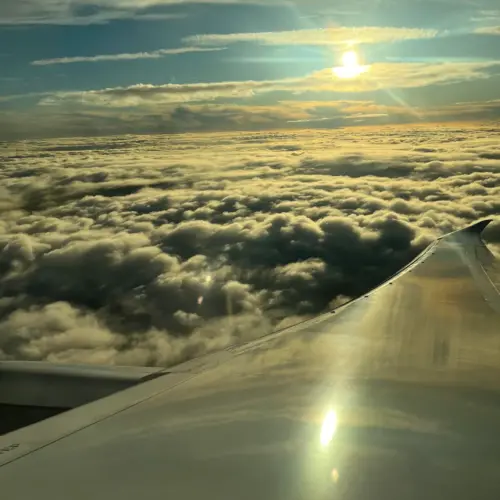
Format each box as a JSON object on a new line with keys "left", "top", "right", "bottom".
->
{"left": 471, "top": 9, "right": 500, "bottom": 23}
{"left": 37, "top": 80, "right": 270, "bottom": 106}
{"left": 475, "top": 26, "right": 500, "bottom": 35}
{"left": 0, "top": 0, "right": 487, "bottom": 25}
{"left": 184, "top": 27, "right": 439, "bottom": 47}
{"left": 0, "top": 1, "right": 187, "bottom": 26}
{"left": 31, "top": 47, "right": 225, "bottom": 66}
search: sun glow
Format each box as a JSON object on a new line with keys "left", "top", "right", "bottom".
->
{"left": 332, "top": 50, "right": 369, "bottom": 79}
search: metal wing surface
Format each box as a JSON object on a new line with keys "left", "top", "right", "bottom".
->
{"left": 0, "top": 220, "right": 499, "bottom": 499}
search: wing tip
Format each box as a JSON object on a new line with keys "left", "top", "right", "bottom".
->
{"left": 436, "top": 219, "right": 493, "bottom": 243}
{"left": 463, "top": 218, "right": 493, "bottom": 235}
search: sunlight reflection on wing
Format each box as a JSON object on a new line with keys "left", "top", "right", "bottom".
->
{"left": 320, "top": 409, "right": 338, "bottom": 446}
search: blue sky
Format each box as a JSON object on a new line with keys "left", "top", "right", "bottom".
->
{"left": 1, "top": 0, "right": 500, "bottom": 139}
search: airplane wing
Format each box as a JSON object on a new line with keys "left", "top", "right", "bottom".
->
{"left": 1, "top": 219, "right": 499, "bottom": 499}
{"left": 0, "top": 361, "right": 168, "bottom": 435}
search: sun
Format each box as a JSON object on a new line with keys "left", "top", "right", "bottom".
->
{"left": 332, "top": 50, "right": 368, "bottom": 79}
{"left": 342, "top": 50, "right": 358, "bottom": 67}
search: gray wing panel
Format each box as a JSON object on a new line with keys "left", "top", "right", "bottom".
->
{"left": 0, "top": 361, "right": 169, "bottom": 436}
{"left": 0, "top": 362, "right": 166, "bottom": 408}
{"left": 0, "top": 220, "right": 499, "bottom": 500}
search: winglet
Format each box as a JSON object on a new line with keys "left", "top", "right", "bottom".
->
{"left": 463, "top": 219, "right": 492, "bottom": 235}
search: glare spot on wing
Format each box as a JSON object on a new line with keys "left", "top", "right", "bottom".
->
{"left": 320, "top": 409, "right": 338, "bottom": 446}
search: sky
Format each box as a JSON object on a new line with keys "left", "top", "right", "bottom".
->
{"left": 1, "top": 0, "right": 500, "bottom": 139}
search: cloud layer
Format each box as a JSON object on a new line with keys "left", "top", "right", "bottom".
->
{"left": 3, "top": 60, "right": 495, "bottom": 141}
{"left": 1, "top": 125, "right": 499, "bottom": 367}
{"left": 36, "top": 61, "right": 499, "bottom": 107}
